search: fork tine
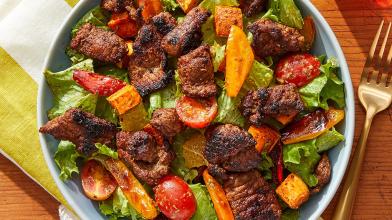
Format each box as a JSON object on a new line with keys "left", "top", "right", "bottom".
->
{"left": 378, "top": 22, "right": 391, "bottom": 63}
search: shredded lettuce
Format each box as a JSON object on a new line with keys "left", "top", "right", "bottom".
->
{"left": 316, "top": 128, "right": 345, "bottom": 152}
{"left": 199, "top": 0, "right": 239, "bottom": 12}
{"left": 95, "top": 143, "right": 118, "bottom": 159}
{"left": 258, "top": 152, "right": 274, "bottom": 180}
{"left": 267, "top": 0, "right": 303, "bottom": 29}
{"left": 44, "top": 59, "right": 97, "bottom": 119}
{"left": 99, "top": 188, "right": 143, "bottom": 220}
{"left": 161, "top": 0, "right": 180, "bottom": 11}
{"left": 171, "top": 129, "right": 200, "bottom": 183}
{"left": 189, "top": 184, "right": 218, "bottom": 220}
{"left": 299, "top": 57, "right": 345, "bottom": 110}
{"left": 283, "top": 140, "right": 320, "bottom": 187}
{"left": 54, "top": 141, "right": 81, "bottom": 181}
{"left": 72, "top": 6, "right": 109, "bottom": 36}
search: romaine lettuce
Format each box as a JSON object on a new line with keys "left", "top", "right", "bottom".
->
{"left": 258, "top": 152, "right": 274, "bottom": 180}
{"left": 211, "top": 41, "right": 226, "bottom": 72}
{"left": 282, "top": 209, "right": 300, "bottom": 220}
{"left": 214, "top": 88, "right": 246, "bottom": 127}
{"left": 242, "top": 60, "right": 274, "bottom": 91}
{"left": 95, "top": 143, "right": 118, "bottom": 159}
{"left": 316, "top": 128, "right": 345, "bottom": 152}
{"left": 199, "top": 0, "right": 239, "bottom": 13}
{"left": 54, "top": 141, "right": 81, "bottom": 181}
{"left": 44, "top": 59, "right": 97, "bottom": 119}
{"left": 267, "top": 0, "right": 303, "bottom": 29}
{"left": 189, "top": 184, "right": 218, "bottom": 220}
{"left": 72, "top": 6, "right": 109, "bottom": 36}
{"left": 99, "top": 188, "right": 143, "bottom": 220}
{"left": 161, "top": 0, "right": 180, "bottom": 11}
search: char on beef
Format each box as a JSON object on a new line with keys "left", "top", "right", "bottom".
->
{"left": 128, "top": 12, "right": 177, "bottom": 97}
{"left": 150, "top": 108, "right": 183, "bottom": 141}
{"left": 39, "top": 108, "right": 117, "bottom": 156}
{"left": 240, "top": 0, "right": 266, "bottom": 17}
{"left": 240, "top": 84, "right": 304, "bottom": 126}
{"left": 161, "top": 7, "right": 211, "bottom": 57}
{"left": 248, "top": 19, "right": 305, "bottom": 58}
{"left": 101, "top": 0, "right": 133, "bottom": 12}
{"left": 178, "top": 45, "right": 217, "bottom": 98}
{"left": 311, "top": 153, "right": 331, "bottom": 194}
{"left": 204, "top": 124, "right": 261, "bottom": 179}
{"left": 117, "top": 131, "right": 175, "bottom": 185}
{"left": 224, "top": 170, "right": 282, "bottom": 220}
{"left": 70, "top": 23, "right": 128, "bottom": 64}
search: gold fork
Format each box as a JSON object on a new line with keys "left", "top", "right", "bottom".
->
{"left": 332, "top": 20, "right": 392, "bottom": 220}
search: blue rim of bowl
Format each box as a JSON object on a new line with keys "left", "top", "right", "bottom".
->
{"left": 37, "top": 0, "right": 355, "bottom": 219}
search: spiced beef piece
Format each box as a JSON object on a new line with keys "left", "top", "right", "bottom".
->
{"left": 101, "top": 0, "right": 133, "bottom": 12}
{"left": 240, "top": 84, "right": 304, "bottom": 126}
{"left": 161, "top": 7, "right": 211, "bottom": 57}
{"left": 150, "top": 108, "right": 183, "bottom": 141}
{"left": 117, "top": 131, "right": 175, "bottom": 185}
{"left": 240, "top": 0, "right": 266, "bottom": 17}
{"left": 224, "top": 170, "right": 282, "bottom": 220}
{"left": 204, "top": 124, "right": 261, "bottom": 179}
{"left": 39, "top": 108, "right": 117, "bottom": 156}
{"left": 247, "top": 19, "right": 305, "bottom": 58}
{"left": 128, "top": 12, "right": 177, "bottom": 96}
{"left": 177, "top": 45, "right": 217, "bottom": 98}
{"left": 311, "top": 153, "right": 331, "bottom": 194}
{"left": 70, "top": 23, "right": 128, "bottom": 64}
{"left": 151, "top": 12, "right": 178, "bottom": 35}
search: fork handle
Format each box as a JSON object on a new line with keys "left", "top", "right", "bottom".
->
{"left": 332, "top": 106, "right": 377, "bottom": 220}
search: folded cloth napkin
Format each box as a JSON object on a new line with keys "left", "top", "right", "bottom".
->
{"left": 0, "top": 0, "right": 80, "bottom": 217}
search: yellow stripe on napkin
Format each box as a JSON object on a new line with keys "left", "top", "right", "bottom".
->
{"left": 0, "top": 47, "right": 68, "bottom": 206}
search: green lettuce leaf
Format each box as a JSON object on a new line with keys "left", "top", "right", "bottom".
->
{"left": 162, "top": 0, "right": 180, "bottom": 11}
{"left": 44, "top": 59, "right": 97, "bottom": 119}
{"left": 282, "top": 209, "right": 300, "bottom": 220}
{"left": 95, "top": 97, "right": 118, "bottom": 124}
{"left": 95, "top": 143, "right": 118, "bottom": 159}
{"left": 189, "top": 184, "right": 218, "bottom": 220}
{"left": 211, "top": 41, "right": 226, "bottom": 72}
{"left": 299, "top": 57, "right": 345, "bottom": 110}
{"left": 72, "top": 6, "right": 109, "bottom": 36}
{"left": 66, "top": 47, "right": 89, "bottom": 65}
{"left": 283, "top": 140, "right": 321, "bottom": 187}
{"left": 267, "top": 0, "right": 303, "bottom": 29}
{"left": 199, "top": 0, "right": 239, "bottom": 13}
{"left": 54, "top": 141, "right": 81, "bottom": 181}
{"left": 99, "top": 188, "right": 143, "bottom": 220}
{"left": 316, "top": 127, "right": 345, "bottom": 152}
{"left": 214, "top": 88, "right": 246, "bottom": 127}
{"left": 171, "top": 129, "right": 200, "bottom": 183}
{"left": 201, "top": 16, "right": 227, "bottom": 46}
{"left": 96, "top": 65, "right": 129, "bottom": 83}
{"left": 258, "top": 152, "right": 274, "bottom": 180}
{"left": 242, "top": 60, "right": 274, "bottom": 91}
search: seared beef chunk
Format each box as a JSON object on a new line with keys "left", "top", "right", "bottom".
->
{"left": 224, "top": 170, "right": 282, "bottom": 220}
{"left": 39, "top": 108, "right": 117, "bottom": 156}
{"left": 152, "top": 12, "right": 178, "bottom": 35}
{"left": 129, "top": 13, "right": 177, "bottom": 96}
{"left": 248, "top": 19, "right": 305, "bottom": 58}
{"left": 70, "top": 23, "right": 128, "bottom": 64}
{"left": 178, "top": 45, "right": 217, "bottom": 98}
{"left": 161, "top": 7, "right": 211, "bottom": 57}
{"left": 117, "top": 131, "right": 175, "bottom": 185}
{"left": 204, "top": 124, "right": 261, "bottom": 179}
{"left": 101, "top": 0, "right": 133, "bottom": 12}
{"left": 241, "top": 84, "right": 304, "bottom": 126}
{"left": 311, "top": 153, "right": 331, "bottom": 194}
{"left": 240, "top": 0, "right": 266, "bottom": 17}
{"left": 150, "top": 108, "right": 183, "bottom": 140}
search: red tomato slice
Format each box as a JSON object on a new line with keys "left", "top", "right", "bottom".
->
{"left": 81, "top": 160, "right": 117, "bottom": 201}
{"left": 176, "top": 96, "right": 218, "bottom": 129}
{"left": 275, "top": 53, "right": 321, "bottom": 87}
{"left": 154, "top": 175, "right": 196, "bottom": 220}
{"left": 73, "top": 70, "right": 127, "bottom": 96}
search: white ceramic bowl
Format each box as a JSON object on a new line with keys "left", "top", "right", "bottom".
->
{"left": 38, "top": 0, "right": 355, "bottom": 219}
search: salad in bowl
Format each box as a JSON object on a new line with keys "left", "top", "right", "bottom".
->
{"left": 39, "top": 0, "right": 350, "bottom": 219}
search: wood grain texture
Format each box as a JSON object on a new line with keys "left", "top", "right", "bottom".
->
{"left": 0, "top": 0, "right": 392, "bottom": 219}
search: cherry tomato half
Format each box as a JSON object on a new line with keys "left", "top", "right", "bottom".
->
{"left": 176, "top": 96, "right": 218, "bottom": 129}
{"left": 81, "top": 160, "right": 117, "bottom": 201}
{"left": 275, "top": 53, "right": 321, "bottom": 87}
{"left": 154, "top": 175, "right": 197, "bottom": 220}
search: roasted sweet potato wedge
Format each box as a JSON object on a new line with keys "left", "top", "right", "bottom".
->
{"left": 214, "top": 6, "right": 243, "bottom": 37}
{"left": 248, "top": 125, "right": 280, "bottom": 152}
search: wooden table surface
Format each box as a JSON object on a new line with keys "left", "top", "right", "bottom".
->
{"left": 1, "top": 0, "right": 392, "bottom": 219}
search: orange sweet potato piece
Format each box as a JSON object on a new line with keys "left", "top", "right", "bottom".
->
{"left": 225, "top": 25, "right": 254, "bottom": 97}
{"left": 281, "top": 109, "right": 344, "bottom": 145}
{"left": 177, "top": 0, "right": 199, "bottom": 13}
{"left": 300, "top": 16, "right": 316, "bottom": 50}
{"left": 214, "top": 6, "right": 243, "bottom": 37}
{"left": 274, "top": 112, "right": 297, "bottom": 125}
{"left": 138, "top": 0, "right": 162, "bottom": 22}
{"left": 107, "top": 85, "right": 142, "bottom": 115}
{"left": 248, "top": 125, "right": 280, "bottom": 152}
{"left": 203, "top": 170, "right": 235, "bottom": 220}
{"left": 108, "top": 12, "right": 138, "bottom": 38}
